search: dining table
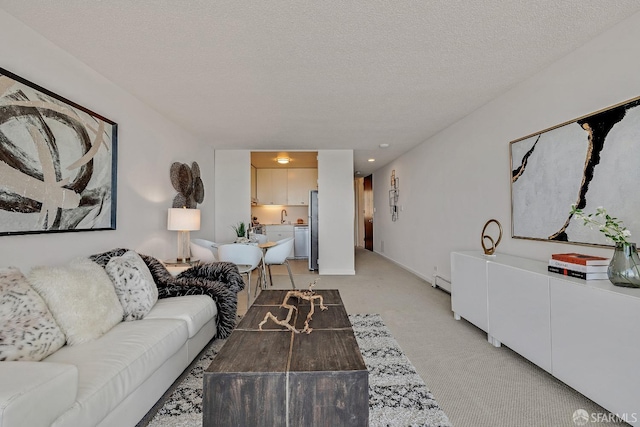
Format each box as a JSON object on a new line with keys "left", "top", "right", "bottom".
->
{"left": 257, "top": 241, "right": 277, "bottom": 289}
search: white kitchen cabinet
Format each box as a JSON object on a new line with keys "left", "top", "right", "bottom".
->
{"left": 256, "top": 169, "right": 288, "bottom": 205}
{"left": 255, "top": 168, "right": 317, "bottom": 206}
{"left": 287, "top": 169, "right": 317, "bottom": 205}
{"left": 250, "top": 165, "right": 257, "bottom": 204}
{"left": 265, "top": 225, "right": 294, "bottom": 258}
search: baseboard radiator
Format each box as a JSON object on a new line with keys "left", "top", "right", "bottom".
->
{"left": 432, "top": 274, "right": 451, "bottom": 294}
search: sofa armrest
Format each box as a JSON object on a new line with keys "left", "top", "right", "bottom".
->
{"left": 0, "top": 362, "right": 78, "bottom": 427}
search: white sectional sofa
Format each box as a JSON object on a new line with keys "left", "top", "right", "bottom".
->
{"left": 0, "top": 294, "right": 217, "bottom": 427}
{"left": 0, "top": 248, "right": 244, "bottom": 427}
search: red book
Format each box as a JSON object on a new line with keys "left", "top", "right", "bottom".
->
{"left": 551, "top": 253, "right": 610, "bottom": 266}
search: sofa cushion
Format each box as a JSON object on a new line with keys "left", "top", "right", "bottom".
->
{"left": 105, "top": 250, "right": 158, "bottom": 321}
{"left": 0, "top": 361, "right": 77, "bottom": 427}
{"left": 145, "top": 295, "right": 217, "bottom": 338}
{"left": 44, "top": 318, "right": 188, "bottom": 427}
{"left": 28, "top": 257, "right": 124, "bottom": 345}
{"left": 0, "top": 266, "right": 66, "bottom": 361}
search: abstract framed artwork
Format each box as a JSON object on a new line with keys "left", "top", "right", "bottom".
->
{"left": 0, "top": 67, "right": 117, "bottom": 236}
{"left": 510, "top": 95, "right": 640, "bottom": 247}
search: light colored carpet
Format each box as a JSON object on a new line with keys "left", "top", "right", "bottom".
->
{"left": 238, "top": 248, "right": 628, "bottom": 427}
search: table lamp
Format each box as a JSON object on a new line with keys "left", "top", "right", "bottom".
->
{"left": 167, "top": 208, "right": 201, "bottom": 262}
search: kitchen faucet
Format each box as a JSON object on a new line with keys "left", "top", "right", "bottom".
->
{"left": 281, "top": 209, "right": 287, "bottom": 224}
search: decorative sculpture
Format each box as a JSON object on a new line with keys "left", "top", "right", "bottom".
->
{"left": 170, "top": 161, "right": 205, "bottom": 208}
{"left": 389, "top": 170, "right": 399, "bottom": 222}
{"left": 481, "top": 219, "right": 503, "bottom": 255}
{"left": 258, "top": 280, "right": 327, "bottom": 334}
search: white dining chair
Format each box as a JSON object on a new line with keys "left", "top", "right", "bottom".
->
{"left": 217, "top": 243, "right": 263, "bottom": 304}
{"left": 190, "top": 238, "right": 219, "bottom": 262}
{"left": 254, "top": 234, "right": 268, "bottom": 244}
{"left": 263, "top": 237, "right": 296, "bottom": 289}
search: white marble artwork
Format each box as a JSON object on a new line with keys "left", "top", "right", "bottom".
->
{"left": 511, "top": 99, "right": 640, "bottom": 247}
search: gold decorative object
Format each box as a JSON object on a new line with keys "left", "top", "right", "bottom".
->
{"left": 481, "top": 219, "right": 503, "bottom": 255}
{"left": 258, "top": 280, "right": 327, "bottom": 334}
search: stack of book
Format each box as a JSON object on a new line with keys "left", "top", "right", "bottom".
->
{"left": 548, "top": 253, "right": 610, "bottom": 280}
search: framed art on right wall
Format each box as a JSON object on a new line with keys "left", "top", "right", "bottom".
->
{"left": 510, "top": 95, "right": 640, "bottom": 247}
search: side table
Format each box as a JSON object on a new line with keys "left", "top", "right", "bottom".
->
{"left": 163, "top": 259, "right": 200, "bottom": 276}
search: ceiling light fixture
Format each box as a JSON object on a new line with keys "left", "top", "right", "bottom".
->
{"left": 276, "top": 157, "right": 290, "bottom": 164}
{"left": 368, "top": 158, "right": 375, "bottom": 162}
{"left": 379, "top": 143, "right": 390, "bottom": 148}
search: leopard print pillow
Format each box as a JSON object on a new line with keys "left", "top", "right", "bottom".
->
{"left": 106, "top": 251, "right": 158, "bottom": 321}
{"left": 0, "top": 267, "right": 66, "bottom": 361}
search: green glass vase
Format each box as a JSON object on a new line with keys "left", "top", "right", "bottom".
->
{"left": 607, "top": 242, "right": 640, "bottom": 288}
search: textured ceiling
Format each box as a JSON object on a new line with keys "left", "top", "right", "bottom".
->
{"left": 2, "top": 1, "right": 640, "bottom": 175}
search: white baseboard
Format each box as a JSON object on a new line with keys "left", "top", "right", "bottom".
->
{"left": 319, "top": 269, "right": 356, "bottom": 275}
{"left": 373, "top": 250, "right": 451, "bottom": 293}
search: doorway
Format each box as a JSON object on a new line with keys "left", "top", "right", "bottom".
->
{"left": 363, "top": 174, "right": 373, "bottom": 251}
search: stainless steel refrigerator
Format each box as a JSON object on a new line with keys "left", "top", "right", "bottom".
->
{"left": 308, "top": 190, "right": 319, "bottom": 270}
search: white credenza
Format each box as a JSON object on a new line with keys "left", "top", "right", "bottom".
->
{"left": 451, "top": 251, "right": 640, "bottom": 424}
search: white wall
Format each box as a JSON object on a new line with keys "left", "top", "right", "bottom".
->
{"left": 318, "top": 150, "right": 355, "bottom": 275}
{"left": 214, "top": 150, "right": 251, "bottom": 243}
{"left": 215, "top": 149, "right": 355, "bottom": 274}
{"left": 0, "top": 10, "right": 213, "bottom": 271}
{"left": 373, "top": 11, "right": 640, "bottom": 291}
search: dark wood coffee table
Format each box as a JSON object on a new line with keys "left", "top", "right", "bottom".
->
{"left": 203, "top": 289, "right": 369, "bottom": 427}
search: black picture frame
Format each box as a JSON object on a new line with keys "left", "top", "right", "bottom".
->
{"left": 0, "top": 67, "right": 117, "bottom": 236}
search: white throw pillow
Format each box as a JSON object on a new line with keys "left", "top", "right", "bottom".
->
{"left": 0, "top": 266, "right": 66, "bottom": 361}
{"left": 105, "top": 250, "right": 158, "bottom": 321}
{"left": 28, "top": 257, "right": 124, "bottom": 345}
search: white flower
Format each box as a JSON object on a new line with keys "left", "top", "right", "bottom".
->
{"left": 570, "top": 205, "right": 632, "bottom": 245}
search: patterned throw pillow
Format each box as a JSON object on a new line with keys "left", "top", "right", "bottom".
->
{"left": 105, "top": 251, "right": 159, "bottom": 321}
{"left": 28, "top": 257, "right": 124, "bottom": 345}
{"left": 0, "top": 267, "right": 66, "bottom": 361}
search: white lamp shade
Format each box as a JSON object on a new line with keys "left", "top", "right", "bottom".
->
{"left": 167, "top": 208, "right": 201, "bottom": 231}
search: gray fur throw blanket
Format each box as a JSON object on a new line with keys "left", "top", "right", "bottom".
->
{"left": 89, "top": 248, "right": 244, "bottom": 339}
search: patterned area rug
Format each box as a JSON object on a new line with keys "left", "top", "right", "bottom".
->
{"left": 144, "top": 313, "right": 451, "bottom": 427}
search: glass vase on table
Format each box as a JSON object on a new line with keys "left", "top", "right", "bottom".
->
{"left": 608, "top": 242, "right": 640, "bottom": 288}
